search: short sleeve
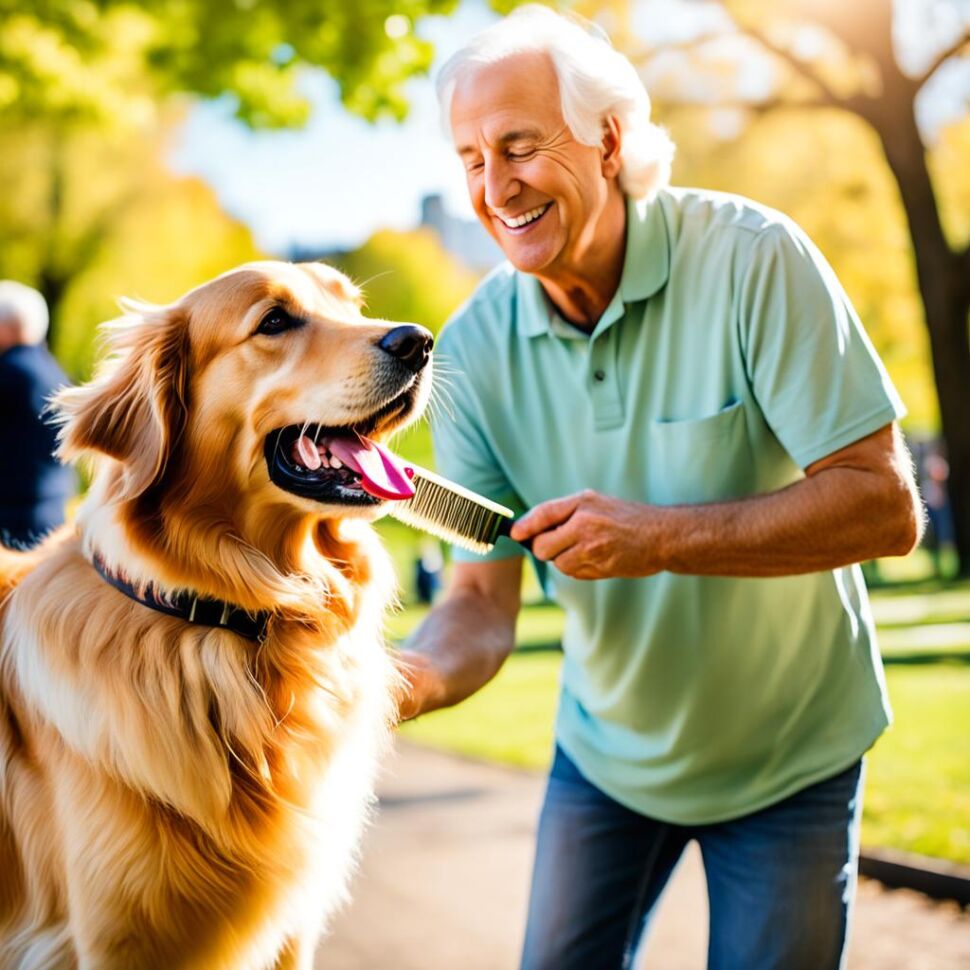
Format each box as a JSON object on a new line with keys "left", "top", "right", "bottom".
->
{"left": 739, "top": 223, "right": 905, "bottom": 469}
{"left": 431, "top": 327, "right": 526, "bottom": 563}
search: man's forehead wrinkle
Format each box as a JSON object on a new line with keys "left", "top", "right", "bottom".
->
{"left": 496, "top": 127, "right": 544, "bottom": 147}
{"left": 451, "top": 66, "right": 566, "bottom": 155}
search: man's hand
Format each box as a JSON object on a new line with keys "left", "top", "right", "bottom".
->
{"left": 511, "top": 490, "right": 666, "bottom": 579}
{"left": 394, "top": 649, "right": 443, "bottom": 722}
{"left": 391, "top": 558, "right": 523, "bottom": 721}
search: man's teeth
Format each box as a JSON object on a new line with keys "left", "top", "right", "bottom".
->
{"left": 501, "top": 203, "right": 549, "bottom": 228}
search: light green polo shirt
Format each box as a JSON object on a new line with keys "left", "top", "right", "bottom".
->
{"left": 432, "top": 187, "right": 904, "bottom": 824}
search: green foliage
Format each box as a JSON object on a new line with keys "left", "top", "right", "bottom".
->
{"left": 930, "top": 114, "right": 970, "bottom": 254}
{"left": 865, "top": 664, "right": 970, "bottom": 863}
{"left": 0, "top": 0, "right": 460, "bottom": 130}
{"left": 55, "top": 175, "right": 263, "bottom": 380}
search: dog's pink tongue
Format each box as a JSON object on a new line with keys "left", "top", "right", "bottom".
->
{"left": 328, "top": 436, "right": 415, "bottom": 501}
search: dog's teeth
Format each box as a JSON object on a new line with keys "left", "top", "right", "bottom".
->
{"left": 295, "top": 435, "right": 322, "bottom": 471}
{"left": 331, "top": 457, "right": 343, "bottom": 469}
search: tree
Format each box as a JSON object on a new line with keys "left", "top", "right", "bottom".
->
{"left": 0, "top": 0, "right": 459, "bottom": 128}
{"left": 0, "top": 118, "right": 262, "bottom": 370}
{"left": 0, "top": 0, "right": 458, "bottom": 347}
{"left": 608, "top": 0, "right": 970, "bottom": 573}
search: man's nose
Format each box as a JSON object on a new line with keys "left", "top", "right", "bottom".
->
{"left": 377, "top": 325, "right": 434, "bottom": 373}
{"left": 484, "top": 158, "right": 519, "bottom": 212}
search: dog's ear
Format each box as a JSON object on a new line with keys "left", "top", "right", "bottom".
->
{"left": 54, "top": 303, "right": 190, "bottom": 501}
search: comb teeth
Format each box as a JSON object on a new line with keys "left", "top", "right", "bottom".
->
{"left": 388, "top": 466, "right": 514, "bottom": 554}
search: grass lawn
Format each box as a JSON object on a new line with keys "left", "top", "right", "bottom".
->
{"left": 398, "top": 583, "right": 970, "bottom": 865}
{"left": 865, "top": 664, "right": 970, "bottom": 863}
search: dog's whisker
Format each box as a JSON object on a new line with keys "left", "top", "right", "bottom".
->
{"left": 354, "top": 268, "right": 396, "bottom": 292}
{"left": 427, "top": 384, "right": 457, "bottom": 423}
{"left": 429, "top": 361, "right": 462, "bottom": 376}
{"left": 272, "top": 427, "right": 286, "bottom": 466}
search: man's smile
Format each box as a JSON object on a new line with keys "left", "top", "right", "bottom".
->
{"left": 494, "top": 202, "right": 553, "bottom": 233}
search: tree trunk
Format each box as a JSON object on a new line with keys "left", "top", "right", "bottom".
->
{"left": 36, "top": 266, "right": 68, "bottom": 350}
{"left": 873, "top": 98, "right": 970, "bottom": 575}
{"left": 41, "top": 127, "right": 66, "bottom": 350}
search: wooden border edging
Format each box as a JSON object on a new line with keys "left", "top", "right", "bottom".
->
{"left": 860, "top": 847, "right": 970, "bottom": 906}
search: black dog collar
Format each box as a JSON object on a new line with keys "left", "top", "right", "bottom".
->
{"left": 91, "top": 555, "right": 270, "bottom": 641}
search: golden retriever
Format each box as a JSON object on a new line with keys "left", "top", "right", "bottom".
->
{"left": 0, "top": 261, "right": 433, "bottom": 968}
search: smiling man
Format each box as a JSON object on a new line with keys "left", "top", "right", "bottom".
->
{"left": 398, "top": 7, "right": 923, "bottom": 969}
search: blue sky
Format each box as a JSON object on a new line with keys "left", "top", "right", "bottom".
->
{"left": 171, "top": 0, "right": 970, "bottom": 255}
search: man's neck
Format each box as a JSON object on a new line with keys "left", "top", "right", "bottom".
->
{"left": 535, "top": 190, "right": 627, "bottom": 332}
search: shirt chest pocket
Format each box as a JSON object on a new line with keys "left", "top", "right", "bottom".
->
{"left": 647, "top": 400, "right": 755, "bottom": 505}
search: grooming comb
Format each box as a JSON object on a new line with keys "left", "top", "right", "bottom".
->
{"left": 389, "top": 465, "right": 529, "bottom": 553}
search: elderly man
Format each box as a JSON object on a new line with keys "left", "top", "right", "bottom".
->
{"left": 0, "top": 281, "right": 75, "bottom": 549}
{"left": 399, "top": 7, "right": 922, "bottom": 970}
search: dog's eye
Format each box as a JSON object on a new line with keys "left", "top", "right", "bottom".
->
{"left": 256, "top": 308, "right": 300, "bottom": 336}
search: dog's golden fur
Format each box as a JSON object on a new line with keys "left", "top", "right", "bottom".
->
{"left": 0, "top": 262, "right": 429, "bottom": 968}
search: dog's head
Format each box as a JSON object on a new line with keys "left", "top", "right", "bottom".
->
{"left": 55, "top": 261, "right": 433, "bottom": 538}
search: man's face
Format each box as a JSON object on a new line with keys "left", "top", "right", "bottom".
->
{"left": 0, "top": 316, "right": 20, "bottom": 353}
{"left": 450, "top": 52, "right": 614, "bottom": 276}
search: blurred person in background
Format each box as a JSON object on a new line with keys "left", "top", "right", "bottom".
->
{"left": 415, "top": 537, "right": 445, "bottom": 604}
{"left": 920, "top": 447, "right": 954, "bottom": 577}
{"left": 0, "top": 281, "right": 76, "bottom": 549}
{"left": 397, "top": 7, "right": 923, "bottom": 970}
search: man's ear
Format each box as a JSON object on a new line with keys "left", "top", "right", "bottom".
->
{"left": 53, "top": 303, "right": 190, "bottom": 502}
{"left": 601, "top": 115, "right": 623, "bottom": 180}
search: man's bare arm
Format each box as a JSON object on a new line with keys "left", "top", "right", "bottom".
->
{"left": 396, "top": 557, "right": 523, "bottom": 721}
{"left": 511, "top": 423, "right": 924, "bottom": 579}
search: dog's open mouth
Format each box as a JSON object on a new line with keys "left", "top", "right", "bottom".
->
{"left": 265, "top": 422, "right": 415, "bottom": 507}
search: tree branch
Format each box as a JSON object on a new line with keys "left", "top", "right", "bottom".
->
{"left": 742, "top": 25, "right": 844, "bottom": 107}
{"left": 917, "top": 31, "right": 970, "bottom": 88}
{"left": 630, "top": 24, "right": 874, "bottom": 118}
{"left": 626, "top": 31, "right": 734, "bottom": 63}
{"left": 653, "top": 96, "right": 832, "bottom": 115}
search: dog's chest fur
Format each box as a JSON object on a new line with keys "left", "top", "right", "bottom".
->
{"left": 0, "top": 537, "right": 397, "bottom": 968}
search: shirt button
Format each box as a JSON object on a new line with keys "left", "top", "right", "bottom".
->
{"left": 593, "top": 369, "right": 606, "bottom": 382}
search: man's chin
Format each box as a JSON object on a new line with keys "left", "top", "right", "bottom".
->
{"left": 501, "top": 242, "right": 560, "bottom": 276}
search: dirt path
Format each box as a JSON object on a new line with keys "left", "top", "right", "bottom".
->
{"left": 317, "top": 743, "right": 970, "bottom": 969}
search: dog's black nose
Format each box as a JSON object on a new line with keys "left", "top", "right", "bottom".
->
{"left": 378, "top": 325, "right": 433, "bottom": 372}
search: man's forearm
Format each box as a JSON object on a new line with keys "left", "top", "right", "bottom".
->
{"left": 657, "top": 464, "right": 922, "bottom": 577}
{"left": 513, "top": 424, "right": 923, "bottom": 581}
{"left": 398, "top": 589, "right": 517, "bottom": 718}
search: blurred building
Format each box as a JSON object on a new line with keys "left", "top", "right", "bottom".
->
{"left": 289, "top": 194, "right": 502, "bottom": 275}
{"left": 418, "top": 194, "right": 503, "bottom": 272}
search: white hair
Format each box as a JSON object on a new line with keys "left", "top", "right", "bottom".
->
{"left": 436, "top": 4, "right": 675, "bottom": 201}
{"left": 0, "top": 280, "right": 50, "bottom": 344}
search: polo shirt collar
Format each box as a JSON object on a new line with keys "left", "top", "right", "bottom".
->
{"left": 515, "top": 193, "right": 670, "bottom": 338}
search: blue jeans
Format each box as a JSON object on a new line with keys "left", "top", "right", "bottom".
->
{"left": 520, "top": 746, "right": 864, "bottom": 970}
